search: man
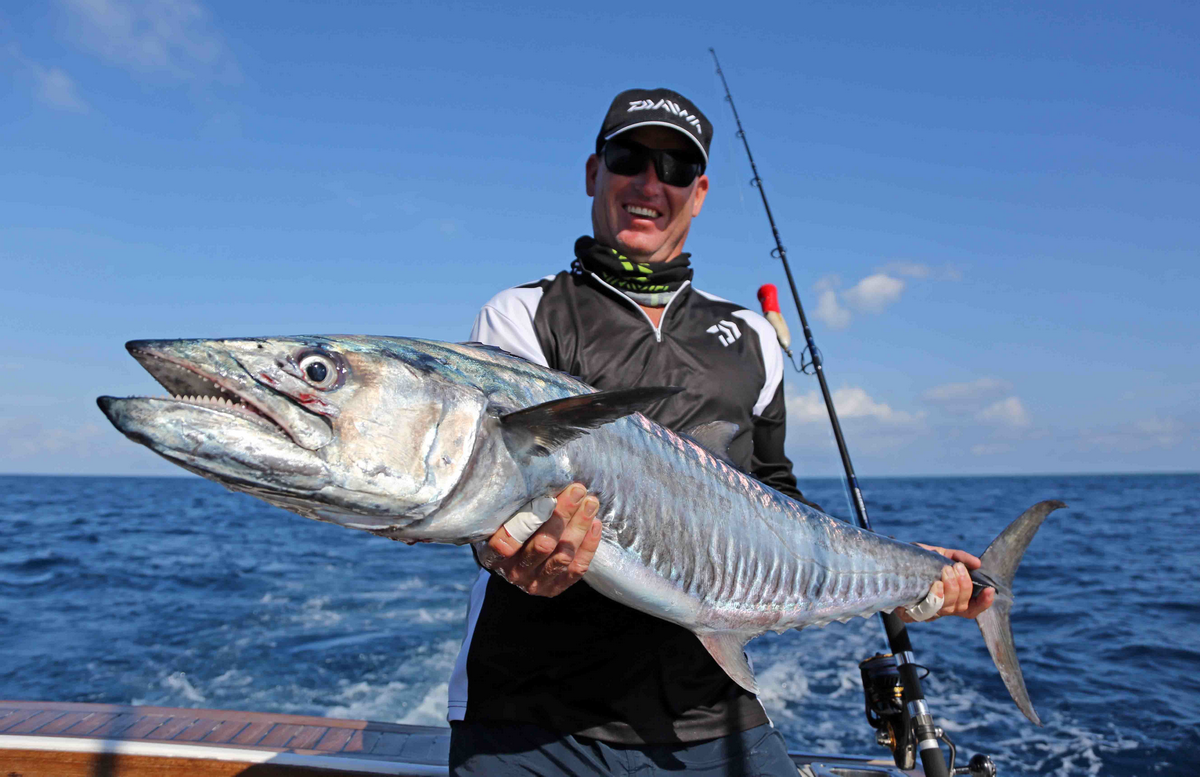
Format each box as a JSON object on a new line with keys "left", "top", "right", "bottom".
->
{"left": 447, "top": 88, "right": 992, "bottom": 776}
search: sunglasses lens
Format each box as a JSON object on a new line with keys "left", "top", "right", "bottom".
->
{"left": 604, "top": 142, "right": 649, "bottom": 177}
{"left": 657, "top": 152, "right": 701, "bottom": 187}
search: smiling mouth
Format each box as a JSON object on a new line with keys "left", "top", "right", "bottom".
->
{"left": 129, "top": 350, "right": 290, "bottom": 437}
{"left": 624, "top": 204, "right": 661, "bottom": 219}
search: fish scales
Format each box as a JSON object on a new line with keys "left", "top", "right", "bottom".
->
{"left": 544, "top": 407, "right": 944, "bottom": 632}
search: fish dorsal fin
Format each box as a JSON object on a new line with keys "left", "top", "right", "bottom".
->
{"left": 681, "top": 420, "right": 739, "bottom": 464}
{"left": 697, "top": 632, "right": 757, "bottom": 694}
{"left": 500, "top": 387, "right": 683, "bottom": 457}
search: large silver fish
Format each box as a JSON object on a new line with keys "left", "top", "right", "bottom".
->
{"left": 97, "top": 336, "right": 1062, "bottom": 724}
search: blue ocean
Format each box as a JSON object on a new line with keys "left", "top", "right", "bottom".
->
{"left": 1, "top": 473, "right": 1196, "bottom": 776}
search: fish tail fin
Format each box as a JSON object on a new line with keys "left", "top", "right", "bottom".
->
{"left": 971, "top": 499, "right": 1066, "bottom": 726}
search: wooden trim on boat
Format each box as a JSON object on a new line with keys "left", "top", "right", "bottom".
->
{"left": 0, "top": 701, "right": 449, "bottom": 776}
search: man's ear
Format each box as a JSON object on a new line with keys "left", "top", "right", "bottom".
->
{"left": 691, "top": 174, "right": 709, "bottom": 217}
{"left": 586, "top": 154, "right": 599, "bottom": 197}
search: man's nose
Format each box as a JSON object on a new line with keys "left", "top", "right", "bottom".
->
{"left": 631, "top": 160, "right": 664, "bottom": 193}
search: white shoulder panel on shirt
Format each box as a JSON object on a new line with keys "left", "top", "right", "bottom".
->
{"left": 693, "top": 289, "right": 784, "bottom": 417}
{"left": 469, "top": 279, "right": 554, "bottom": 367}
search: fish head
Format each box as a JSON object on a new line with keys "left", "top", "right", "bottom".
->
{"left": 97, "top": 336, "right": 491, "bottom": 530}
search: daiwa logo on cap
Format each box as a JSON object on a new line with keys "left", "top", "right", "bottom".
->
{"left": 627, "top": 99, "right": 704, "bottom": 135}
{"left": 597, "top": 88, "right": 712, "bottom": 160}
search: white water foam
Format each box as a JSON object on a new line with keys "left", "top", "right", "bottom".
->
{"left": 399, "top": 682, "right": 450, "bottom": 726}
{"left": 133, "top": 671, "right": 207, "bottom": 705}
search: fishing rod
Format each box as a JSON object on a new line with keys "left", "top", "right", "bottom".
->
{"left": 709, "top": 49, "right": 993, "bottom": 777}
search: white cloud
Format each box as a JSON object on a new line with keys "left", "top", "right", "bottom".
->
{"left": 5, "top": 44, "right": 88, "bottom": 112}
{"left": 788, "top": 387, "right": 919, "bottom": 425}
{"left": 814, "top": 288, "right": 851, "bottom": 329}
{"left": 880, "top": 261, "right": 962, "bottom": 281}
{"left": 31, "top": 63, "right": 89, "bottom": 112}
{"left": 810, "top": 272, "right": 906, "bottom": 328}
{"left": 59, "top": 0, "right": 238, "bottom": 82}
{"left": 923, "top": 377, "right": 1012, "bottom": 404}
{"left": 882, "top": 261, "right": 931, "bottom": 278}
{"left": 787, "top": 390, "right": 831, "bottom": 424}
{"left": 843, "top": 273, "right": 905, "bottom": 313}
{"left": 977, "top": 396, "right": 1031, "bottom": 428}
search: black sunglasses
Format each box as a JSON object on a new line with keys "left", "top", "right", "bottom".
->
{"left": 601, "top": 138, "right": 705, "bottom": 188}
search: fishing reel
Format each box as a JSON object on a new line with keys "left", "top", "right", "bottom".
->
{"left": 860, "top": 653, "right": 916, "bottom": 770}
{"left": 859, "top": 653, "right": 997, "bottom": 777}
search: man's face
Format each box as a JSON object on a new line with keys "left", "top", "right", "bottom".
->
{"left": 586, "top": 126, "right": 709, "bottom": 263}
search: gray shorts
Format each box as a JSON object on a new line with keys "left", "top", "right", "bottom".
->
{"left": 450, "top": 720, "right": 796, "bottom": 776}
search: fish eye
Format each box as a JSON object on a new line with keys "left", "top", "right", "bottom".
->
{"left": 298, "top": 352, "right": 341, "bottom": 390}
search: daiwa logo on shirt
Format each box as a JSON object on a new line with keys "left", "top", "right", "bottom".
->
{"left": 706, "top": 320, "right": 741, "bottom": 347}
{"left": 628, "top": 99, "right": 703, "bottom": 135}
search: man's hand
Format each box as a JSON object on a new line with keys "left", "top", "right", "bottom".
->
{"left": 898, "top": 544, "right": 995, "bottom": 622}
{"left": 476, "top": 483, "right": 602, "bottom": 598}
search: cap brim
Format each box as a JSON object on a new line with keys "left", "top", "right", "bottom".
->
{"left": 603, "top": 121, "right": 708, "bottom": 164}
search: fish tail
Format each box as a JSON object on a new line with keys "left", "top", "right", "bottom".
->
{"left": 971, "top": 499, "right": 1066, "bottom": 726}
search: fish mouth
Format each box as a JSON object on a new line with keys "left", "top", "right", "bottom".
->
{"left": 120, "top": 339, "right": 302, "bottom": 442}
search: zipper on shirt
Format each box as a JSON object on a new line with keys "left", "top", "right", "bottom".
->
{"left": 587, "top": 273, "right": 691, "bottom": 343}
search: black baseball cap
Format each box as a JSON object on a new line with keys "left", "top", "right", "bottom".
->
{"left": 596, "top": 88, "right": 713, "bottom": 167}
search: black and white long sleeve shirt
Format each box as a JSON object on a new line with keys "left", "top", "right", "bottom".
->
{"left": 447, "top": 265, "right": 813, "bottom": 745}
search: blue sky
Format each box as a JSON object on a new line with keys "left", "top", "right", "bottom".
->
{"left": 2, "top": 1, "right": 1196, "bottom": 478}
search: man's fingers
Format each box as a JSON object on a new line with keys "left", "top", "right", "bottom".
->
{"left": 504, "top": 496, "right": 558, "bottom": 544}
{"left": 938, "top": 562, "right": 972, "bottom": 615}
{"left": 961, "top": 586, "right": 995, "bottom": 619}
{"left": 509, "top": 484, "right": 576, "bottom": 558}
{"left": 554, "top": 484, "right": 587, "bottom": 519}
{"left": 560, "top": 495, "right": 600, "bottom": 550}
{"left": 567, "top": 519, "right": 603, "bottom": 577}
{"left": 487, "top": 496, "right": 557, "bottom": 557}
{"left": 544, "top": 496, "right": 599, "bottom": 575}
{"left": 518, "top": 516, "right": 566, "bottom": 567}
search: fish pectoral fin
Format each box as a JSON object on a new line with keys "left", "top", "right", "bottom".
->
{"left": 499, "top": 386, "right": 683, "bottom": 457}
{"left": 697, "top": 631, "right": 758, "bottom": 694}
{"left": 681, "top": 421, "right": 740, "bottom": 465}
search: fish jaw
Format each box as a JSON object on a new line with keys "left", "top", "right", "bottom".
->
{"left": 97, "top": 395, "right": 330, "bottom": 493}
{"left": 125, "top": 338, "right": 335, "bottom": 451}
